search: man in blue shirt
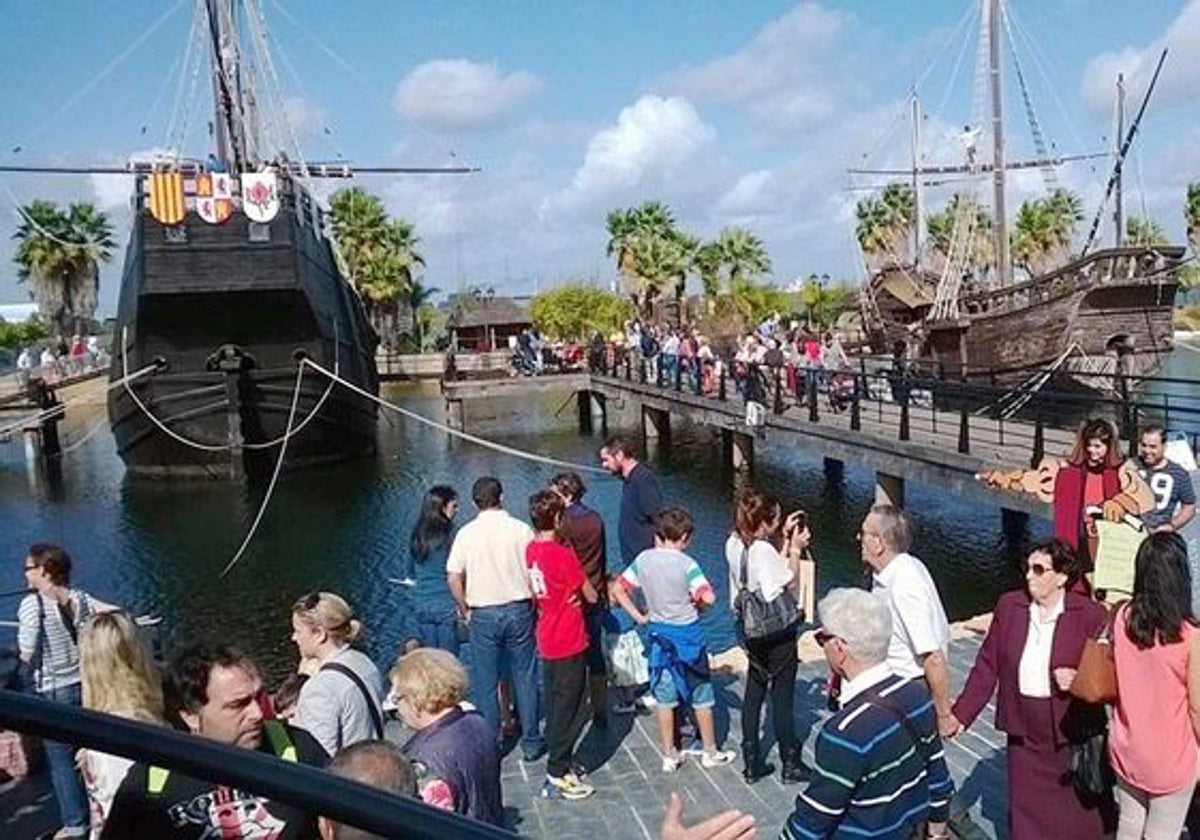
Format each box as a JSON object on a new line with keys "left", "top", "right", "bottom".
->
{"left": 1137, "top": 424, "right": 1196, "bottom": 533}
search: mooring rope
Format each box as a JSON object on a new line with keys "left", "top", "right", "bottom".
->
{"left": 299, "top": 357, "right": 610, "bottom": 477}
{"left": 219, "top": 363, "right": 307, "bottom": 579}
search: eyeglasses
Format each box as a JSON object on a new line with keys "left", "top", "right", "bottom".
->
{"left": 814, "top": 629, "right": 839, "bottom": 647}
{"left": 23, "top": 564, "right": 37, "bottom": 572}
{"left": 1027, "top": 563, "right": 1051, "bottom": 576}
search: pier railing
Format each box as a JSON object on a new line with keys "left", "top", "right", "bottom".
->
{"left": 591, "top": 351, "right": 1200, "bottom": 468}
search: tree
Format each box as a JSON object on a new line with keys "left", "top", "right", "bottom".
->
{"left": 327, "top": 188, "right": 423, "bottom": 344}
{"left": 693, "top": 241, "right": 723, "bottom": 299}
{"left": 926, "top": 192, "right": 993, "bottom": 277}
{"left": 1186, "top": 182, "right": 1200, "bottom": 249}
{"left": 715, "top": 227, "right": 772, "bottom": 289}
{"left": 1126, "top": 216, "right": 1169, "bottom": 248}
{"left": 530, "top": 284, "right": 634, "bottom": 341}
{"left": 605, "top": 201, "right": 686, "bottom": 316}
{"left": 13, "top": 200, "right": 115, "bottom": 337}
{"left": 403, "top": 278, "right": 439, "bottom": 348}
{"left": 855, "top": 182, "right": 915, "bottom": 270}
{"left": 0, "top": 315, "right": 49, "bottom": 349}
{"left": 799, "top": 276, "right": 852, "bottom": 331}
{"left": 1011, "top": 188, "right": 1082, "bottom": 276}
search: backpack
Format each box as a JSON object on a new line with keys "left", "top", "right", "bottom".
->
{"left": 640, "top": 333, "right": 660, "bottom": 358}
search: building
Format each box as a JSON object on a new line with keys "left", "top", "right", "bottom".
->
{"left": 447, "top": 297, "right": 532, "bottom": 352}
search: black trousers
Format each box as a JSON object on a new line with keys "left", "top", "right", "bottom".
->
{"left": 544, "top": 653, "right": 588, "bottom": 778}
{"left": 741, "top": 625, "right": 799, "bottom": 758}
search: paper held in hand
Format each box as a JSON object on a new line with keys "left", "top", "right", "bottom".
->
{"left": 1092, "top": 519, "right": 1148, "bottom": 599}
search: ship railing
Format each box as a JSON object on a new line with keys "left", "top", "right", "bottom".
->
{"left": 592, "top": 350, "right": 1200, "bottom": 471}
{"left": 0, "top": 689, "right": 512, "bottom": 839}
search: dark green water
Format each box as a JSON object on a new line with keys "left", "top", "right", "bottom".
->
{"left": 2, "top": 380, "right": 1045, "bottom": 685}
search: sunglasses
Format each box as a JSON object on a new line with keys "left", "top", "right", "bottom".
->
{"left": 814, "top": 629, "right": 838, "bottom": 647}
{"left": 1027, "top": 563, "right": 1051, "bottom": 576}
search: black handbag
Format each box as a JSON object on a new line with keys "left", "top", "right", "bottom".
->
{"left": 1064, "top": 730, "right": 1114, "bottom": 800}
{"left": 732, "top": 544, "right": 798, "bottom": 640}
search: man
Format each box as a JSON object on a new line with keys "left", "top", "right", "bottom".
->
{"left": 446, "top": 476, "right": 544, "bottom": 760}
{"left": 1136, "top": 423, "right": 1196, "bottom": 533}
{"left": 551, "top": 471, "right": 610, "bottom": 727}
{"left": 782, "top": 588, "right": 953, "bottom": 839}
{"left": 318, "top": 740, "right": 417, "bottom": 840}
{"left": 600, "top": 437, "right": 663, "bottom": 716}
{"left": 858, "top": 504, "right": 955, "bottom": 738}
{"left": 102, "top": 644, "right": 328, "bottom": 839}
{"left": 599, "top": 437, "right": 663, "bottom": 567}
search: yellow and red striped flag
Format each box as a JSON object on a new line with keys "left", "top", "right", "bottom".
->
{"left": 147, "top": 171, "right": 186, "bottom": 225}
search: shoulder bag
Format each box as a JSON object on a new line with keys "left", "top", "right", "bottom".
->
{"left": 320, "top": 661, "right": 385, "bottom": 741}
{"left": 1069, "top": 602, "right": 1125, "bottom": 704}
{"left": 732, "top": 544, "right": 797, "bottom": 641}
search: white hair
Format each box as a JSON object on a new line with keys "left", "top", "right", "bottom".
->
{"left": 818, "top": 588, "right": 892, "bottom": 666}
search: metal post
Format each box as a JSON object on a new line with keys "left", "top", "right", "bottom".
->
{"left": 958, "top": 404, "right": 970, "bottom": 454}
{"left": 639, "top": 359, "right": 646, "bottom": 384}
{"left": 624, "top": 356, "right": 631, "bottom": 381}
{"left": 850, "top": 372, "right": 861, "bottom": 432}
{"left": 719, "top": 367, "right": 727, "bottom": 401}
{"left": 1031, "top": 414, "right": 1045, "bottom": 467}
{"left": 675, "top": 359, "right": 683, "bottom": 392}
{"left": 774, "top": 368, "right": 784, "bottom": 414}
{"left": 808, "top": 373, "right": 819, "bottom": 423}
{"left": 899, "top": 388, "right": 910, "bottom": 441}
{"left": 656, "top": 358, "right": 663, "bottom": 387}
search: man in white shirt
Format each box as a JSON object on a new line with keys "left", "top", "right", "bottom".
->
{"left": 859, "top": 504, "right": 955, "bottom": 737}
{"left": 446, "top": 476, "right": 545, "bottom": 759}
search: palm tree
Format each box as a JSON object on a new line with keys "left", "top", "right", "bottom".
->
{"left": 627, "top": 232, "right": 690, "bottom": 317}
{"left": 13, "top": 200, "right": 114, "bottom": 337}
{"left": 605, "top": 207, "right": 639, "bottom": 277}
{"left": 716, "top": 227, "right": 772, "bottom": 288}
{"left": 1043, "top": 188, "right": 1083, "bottom": 250}
{"left": 1126, "top": 216, "right": 1169, "bottom": 248}
{"left": 880, "top": 182, "right": 916, "bottom": 257}
{"left": 405, "top": 278, "right": 439, "bottom": 349}
{"left": 1011, "top": 189, "right": 1082, "bottom": 276}
{"left": 926, "top": 193, "right": 993, "bottom": 277}
{"left": 855, "top": 197, "right": 891, "bottom": 269}
{"left": 693, "top": 241, "right": 723, "bottom": 299}
{"left": 1186, "top": 182, "right": 1200, "bottom": 249}
{"left": 328, "top": 187, "right": 389, "bottom": 282}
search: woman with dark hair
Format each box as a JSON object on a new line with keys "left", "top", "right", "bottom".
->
{"left": 1109, "top": 532, "right": 1200, "bottom": 839}
{"left": 723, "top": 489, "right": 808, "bottom": 784}
{"left": 949, "top": 538, "right": 1111, "bottom": 839}
{"left": 1052, "top": 418, "right": 1152, "bottom": 570}
{"left": 405, "top": 486, "right": 462, "bottom": 655}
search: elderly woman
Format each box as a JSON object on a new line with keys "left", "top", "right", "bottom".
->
{"left": 949, "top": 538, "right": 1110, "bottom": 839}
{"left": 1109, "top": 532, "right": 1200, "bottom": 840}
{"left": 290, "top": 591, "right": 384, "bottom": 755}
{"left": 391, "top": 648, "right": 504, "bottom": 827}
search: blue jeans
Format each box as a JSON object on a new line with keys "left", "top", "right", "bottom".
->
{"left": 469, "top": 600, "right": 543, "bottom": 756}
{"left": 42, "top": 682, "right": 88, "bottom": 831}
{"left": 414, "top": 603, "right": 461, "bottom": 657}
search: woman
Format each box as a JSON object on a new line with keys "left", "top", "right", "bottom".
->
{"left": 724, "top": 489, "right": 807, "bottom": 784}
{"left": 290, "top": 591, "right": 384, "bottom": 756}
{"left": 949, "top": 538, "right": 1110, "bottom": 839}
{"left": 405, "top": 485, "right": 462, "bottom": 655}
{"left": 1109, "top": 532, "right": 1200, "bottom": 840}
{"left": 17, "top": 543, "right": 118, "bottom": 840}
{"left": 77, "top": 611, "right": 164, "bottom": 839}
{"left": 391, "top": 648, "right": 504, "bottom": 826}
{"left": 1052, "top": 418, "right": 1151, "bottom": 569}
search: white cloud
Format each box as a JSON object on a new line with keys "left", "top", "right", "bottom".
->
{"left": 551, "top": 95, "right": 716, "bottom": 213}
{"left": 89, "top": 174, "right": 134, "bottom": 211}
{"left": 393, "top": 59, "right": 543, "bottom": 133}
{"left": 1081, "top": 0, "right": 1200, "bottom": 116}
{"left": 282, "top": 96, "right": 330, "bottom": 138}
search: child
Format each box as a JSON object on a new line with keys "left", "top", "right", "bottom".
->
{"left": 273, "top": 673, "right": 308, "bottom": 721}
{"left": 610, "top": 505, "right": 735, "bottom": 773}
{"left": 526, "top": 489, "right": 599, "bottom": 800}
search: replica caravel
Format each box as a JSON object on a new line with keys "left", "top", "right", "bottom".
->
{"left": 853, "top": 0, "right": 1188, "bottom": 391}
{"left": 107, "top": 0, "right": 382, "bottom": 478}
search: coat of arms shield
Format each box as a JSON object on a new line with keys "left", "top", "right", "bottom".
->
{"left": 240, "top": 172, "right": 280, "bottom": 223}
{"left": 196, "top": 173, "right": 233, "bottom": 224}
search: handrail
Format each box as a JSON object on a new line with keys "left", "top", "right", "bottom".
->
{"left": 0, "top": 690, "right": 513, "bottom": 839}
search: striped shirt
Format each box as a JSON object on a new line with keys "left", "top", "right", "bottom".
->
{"left": 17, "top": 590, "right": 95, "bottom": 692}
{"left": 782, "top": 673, "right": 953, "bottom": 840}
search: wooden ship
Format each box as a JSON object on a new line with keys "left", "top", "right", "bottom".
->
{"left": 855, "top": 0, "right": 1187, "bottom": 390}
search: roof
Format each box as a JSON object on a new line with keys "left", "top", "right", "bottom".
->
{"left": 0, "top": 302, "right": 38, "bottom": 323}
{"left": 447, "top": 297, "right": 531, "bottom": 329}
{"left": 874, "top": 271, "right": 935, "bottom": 309}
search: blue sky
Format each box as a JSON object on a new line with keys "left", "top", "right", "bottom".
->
{"left": 1, "top": 0, "right": 1198, "bottom": 314}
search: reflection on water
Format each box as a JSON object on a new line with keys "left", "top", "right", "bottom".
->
{"left": 1, "top": 380, "right": 1037, "bottom": 683}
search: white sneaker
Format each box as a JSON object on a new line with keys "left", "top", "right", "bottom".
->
{"left": 701, "top": 749, "right": 736, "bottom": 768}
{"left": 661, "top": 752, "right": 686, "bottom": 773}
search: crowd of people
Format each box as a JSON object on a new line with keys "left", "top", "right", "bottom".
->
{"left": 10, "top": 416, "right": 1200, "bottom": 839}
{"left": 14, "top": 334, "right": 107, "bottom": 391}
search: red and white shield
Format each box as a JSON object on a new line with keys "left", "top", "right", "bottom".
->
{"left": 240, "top": 172, "right": 280, "bottom": 223}
{"left": 195, "top": 173, "right": 233, "bottom": 224}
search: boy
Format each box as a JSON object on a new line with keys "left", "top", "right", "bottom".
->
{"left": 526, "top": 489, "right": 599, "bottom": 800}
{"left": 610, "top": 506, "right": 735, "bottom": 773}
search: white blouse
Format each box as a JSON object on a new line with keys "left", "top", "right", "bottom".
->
{"left": 1017, "top": 596, "right": 1064, "bottom": 698}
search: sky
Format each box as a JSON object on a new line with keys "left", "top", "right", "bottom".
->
{"left": 1, "top": 0, "right": 1198, "bottom": 315}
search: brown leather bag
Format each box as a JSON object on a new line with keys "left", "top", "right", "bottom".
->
{"left": 1069, "top": 603, "right": 1124, "bottom": 704}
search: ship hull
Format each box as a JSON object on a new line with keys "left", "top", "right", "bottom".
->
{"left": 107, "top": 175, "right": 380, "bottom": 478}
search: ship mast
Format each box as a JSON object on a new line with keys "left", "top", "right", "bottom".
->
{"left": 988, "top": 0, "right": 1010, "bottom": 286}
{"left": 205, "top": 0, "right": 253, "bottom": 171}
{"left": 1113, "top": 73, "right": 1125, "bottom": 247}
{"left": 911, "top": 91, "right": 924, "bottom": 265}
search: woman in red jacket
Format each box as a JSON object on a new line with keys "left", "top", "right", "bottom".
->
{"left": 947, "top": 538, "right": 1111, "bottom": 839}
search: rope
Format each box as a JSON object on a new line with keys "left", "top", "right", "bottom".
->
{"left": 118, "top": 326, "right": 338, "bottom": 452}
{"left": 299, "top": 357, "right": 610, "bottom": 477}
{"left": 0, "top": 364, "right": 158, "bottom": 440}
{"left": 219, "top": 363, "right": 307, "bottom": 578}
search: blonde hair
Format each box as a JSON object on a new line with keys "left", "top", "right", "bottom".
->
{"left": 79, "top": 612, "right": 164, "bottom": 723}
{"left": 292, "top": 591, "right": 362, "bottom": 646}
{"left": 390, "top": 648, "right": 468, "bottom": 714}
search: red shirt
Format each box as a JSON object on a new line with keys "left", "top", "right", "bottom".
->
{"left": 526, "top": 539, "right": 588, "bottom": 660}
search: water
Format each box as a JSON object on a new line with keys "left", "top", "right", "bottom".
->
{"left": 1, "top": 380, "right": 1041, "bottom": 686}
